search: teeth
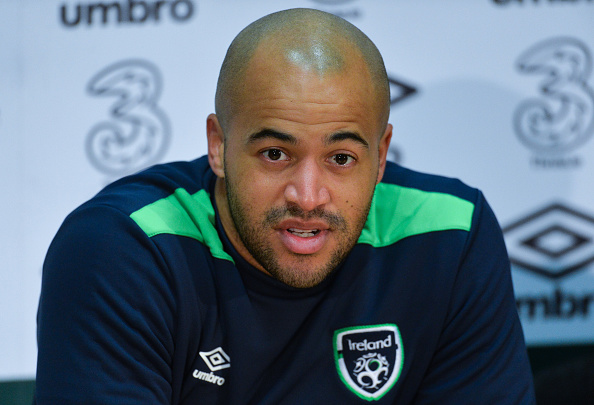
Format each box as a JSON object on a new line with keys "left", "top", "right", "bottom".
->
{"left": 288, "top": 228, "right": 318, "bottom": 237}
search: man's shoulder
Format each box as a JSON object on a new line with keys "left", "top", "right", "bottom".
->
{"left": 65, "top": 156, "right": 230, "bottom": 261}
{"left": 81, "top": 156, "right": 213, "bottom": 217}
{"left": 359, "top": 162, "right": 481, "bottom": 248}
{"left": 58, "top": 155, "right": 223, "bottom": 251}
{"left": 381, "top": 161, "right": 478, "bottom": 204}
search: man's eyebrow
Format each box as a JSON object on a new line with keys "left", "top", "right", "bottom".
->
{"left": 326, "top": 131, "right": 369, "bottom": 149}
{"left": 247, "top": 129, "right": 297, "bottom": 145}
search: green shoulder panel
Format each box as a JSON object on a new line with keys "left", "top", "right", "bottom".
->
{"left": 357, "top": 182, "right": 475, "bottom": 248}
{"left": 129, "top": 188, "right": 234, "bottom": 262}
{"left": 130, "top": 183, "right": 473, "bottom": 258}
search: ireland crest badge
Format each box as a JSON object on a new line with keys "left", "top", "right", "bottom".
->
{"left": 333, "top": 324, "right": 403, "bottom": 401}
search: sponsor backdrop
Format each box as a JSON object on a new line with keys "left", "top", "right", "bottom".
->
{"left": 1, "top": 0, "right": 593, "bottom": 398}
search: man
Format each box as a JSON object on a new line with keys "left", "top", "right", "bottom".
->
{"left": 35, "top": 8, "right": 535, "bottom": 404}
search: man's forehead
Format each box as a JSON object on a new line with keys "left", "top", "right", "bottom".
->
{"left": 246, "top": 128, "right": 370, "bottom": 149}
{"left": 227, "top": 63, "right": 380, "bottom": 142}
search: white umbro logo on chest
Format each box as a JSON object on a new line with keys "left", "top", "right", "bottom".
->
{"left": 192, "top": 347, "right": 231, "bottom": 386}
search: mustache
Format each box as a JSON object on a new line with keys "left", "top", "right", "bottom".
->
{"left": 264, "top": 205, "right": 347, "bottom": 230}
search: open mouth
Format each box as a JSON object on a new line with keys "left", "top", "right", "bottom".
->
{"left": 279, "top": 226, "right": 329, "bottom": 254}
{"left": 287, "top": 228, "right": 321, "bottom": 238}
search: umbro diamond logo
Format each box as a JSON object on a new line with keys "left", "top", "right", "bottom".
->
{"left": 200, "top": 347, "right": 231, "bottom": 371}
{"left": 192, "top": 347, "right": 231, "bottom": 386}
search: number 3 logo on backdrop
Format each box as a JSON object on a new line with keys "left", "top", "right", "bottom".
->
{"left": 514, "top": 37, "right": 594, "bottom": 154}
{"left": 86, "top": 59, "right": 171, "bottom": 176}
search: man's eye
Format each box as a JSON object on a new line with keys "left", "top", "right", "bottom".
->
{"left": 263, "top": 149, "right": 288, "bottom": 161}
{"left": 332, "top": 154, "right": 354, "bottom": 166}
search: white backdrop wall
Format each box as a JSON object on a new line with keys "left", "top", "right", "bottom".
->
{"left": 1, "top": 0, "right": 593, "bottom": 381}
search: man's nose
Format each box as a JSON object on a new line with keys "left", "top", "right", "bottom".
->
{"left": 284, "top": 158, "right": 331, "bottom": 212}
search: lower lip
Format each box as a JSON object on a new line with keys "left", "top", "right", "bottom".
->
{"left": 278, "top": 229, "right": 329, "bottom": 255}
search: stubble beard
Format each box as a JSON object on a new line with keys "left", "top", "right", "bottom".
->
{"left": 224, "top": 176, "right": 372, "bottom": 288}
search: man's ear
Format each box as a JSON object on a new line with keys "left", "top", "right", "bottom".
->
{"left": 207, "top": 113, "right": 225, "bottom": 178}
{"left": 376, "top": 123, "right": 393, "bottom": 184}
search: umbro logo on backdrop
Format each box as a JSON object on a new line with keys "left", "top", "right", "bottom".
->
{"left": 60, "top": 0, "right": 195, "bottom": 27}
{"left": 387, "top": 76, "right": 418, "bottom": 165}
{"left": 388, "top": 77, "right": 417, "bottom": 106}
{"left": 503, "top": 202, "right": 594, "bottom": 319}
{"left": 309, "top": 0, "right": 361, "bottom": 19}
{"left": 503, "top": 202, "right": 594, "bottom": 280}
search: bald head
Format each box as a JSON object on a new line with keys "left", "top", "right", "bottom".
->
{"left": 214, "top": 8, "right": 390, "bottom": 133}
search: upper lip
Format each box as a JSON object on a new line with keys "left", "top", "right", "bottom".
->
{"left": 275, "top": 219, "right": 330, "bottom": 231}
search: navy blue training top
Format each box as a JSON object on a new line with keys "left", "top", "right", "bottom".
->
{"left": 35, "top": 157, "right": 535, "bottom": 404}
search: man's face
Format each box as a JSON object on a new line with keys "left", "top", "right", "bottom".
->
{"left": 210, "top": 45, "right": 391, "bottom": 288}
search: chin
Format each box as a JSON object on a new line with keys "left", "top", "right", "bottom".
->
{"left": 267, "top": 254, "right": 340, "bottom": 289}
